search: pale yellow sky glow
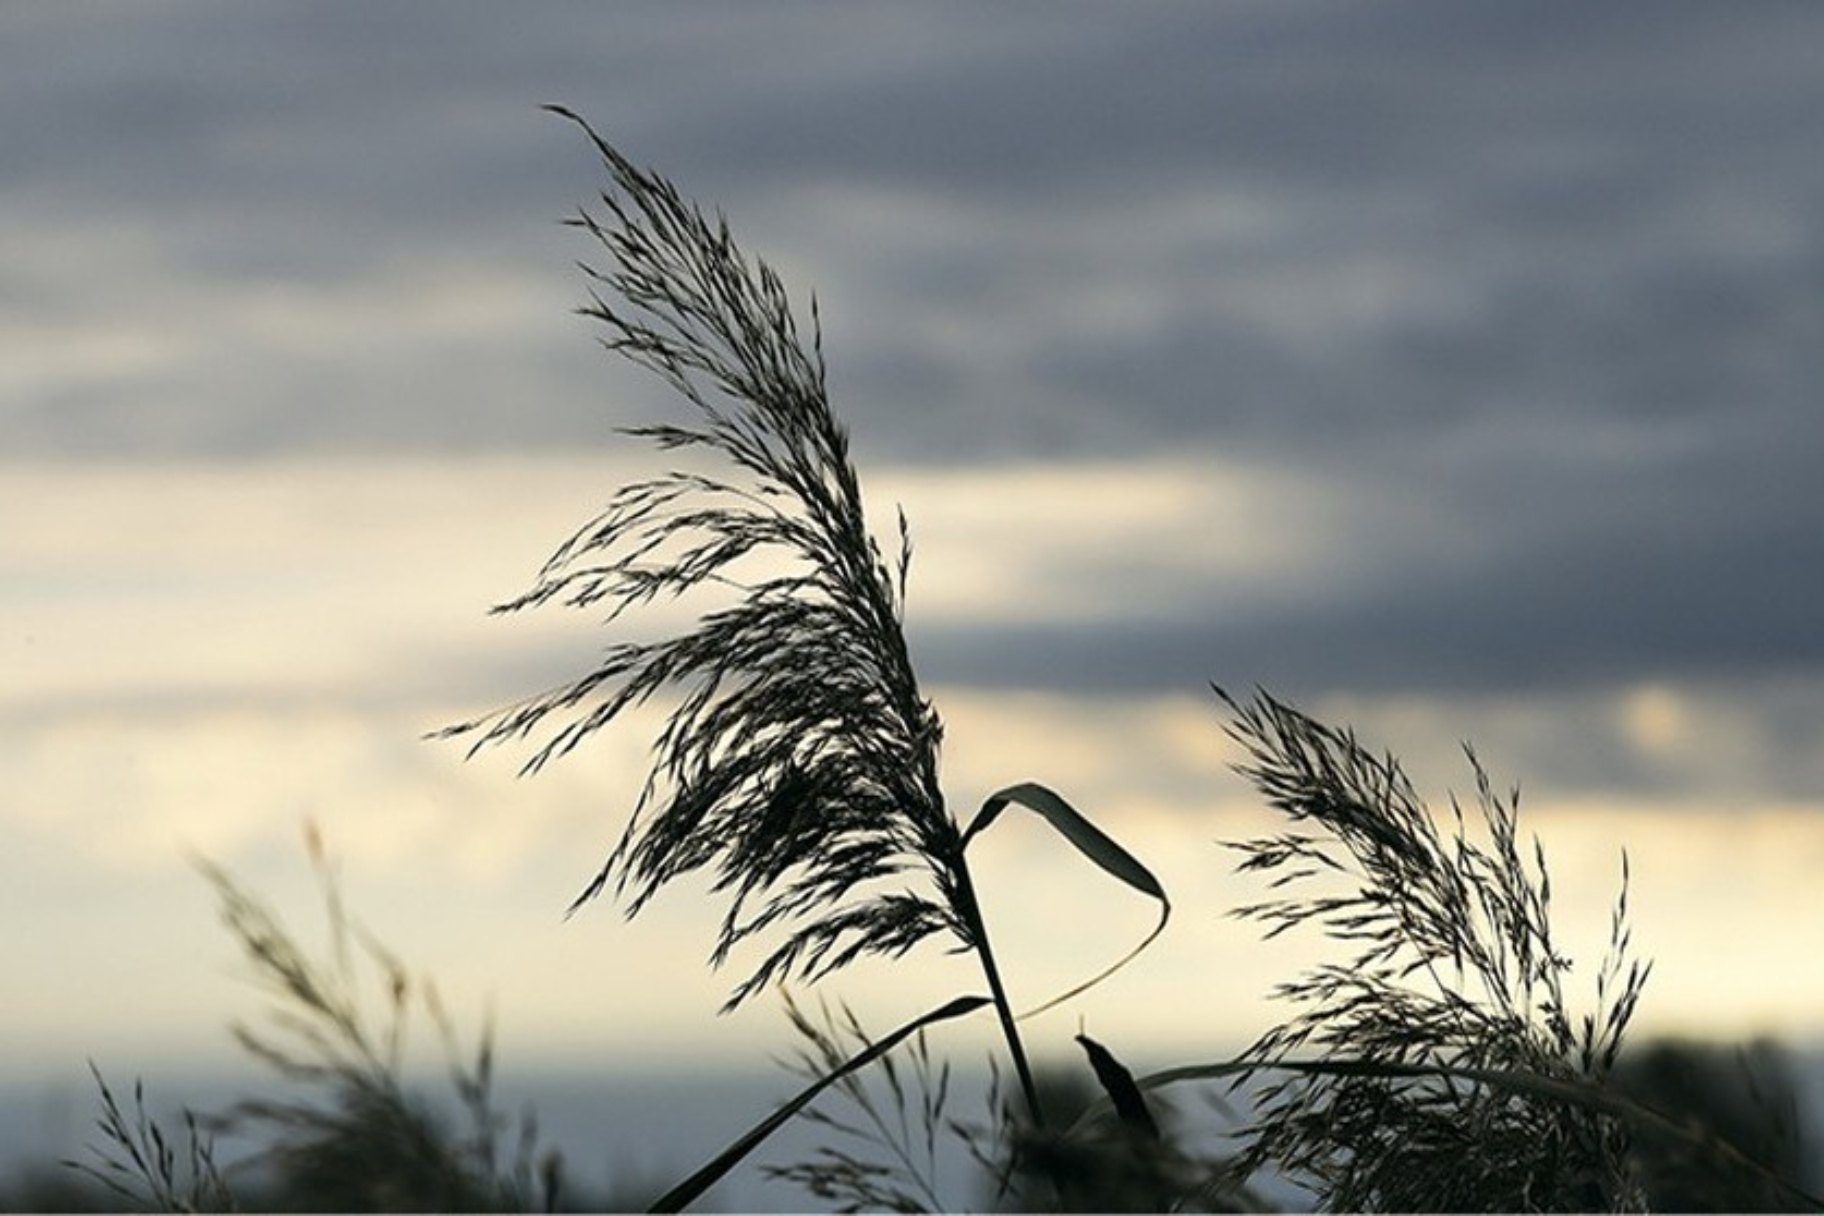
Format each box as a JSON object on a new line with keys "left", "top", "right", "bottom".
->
{"left": 4, "top": 457, "right": 1819, "bottom": 1091}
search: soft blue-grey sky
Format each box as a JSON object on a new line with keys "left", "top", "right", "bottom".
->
{"left": 4, "top": 1, "right": 1822, "bottom": 1152}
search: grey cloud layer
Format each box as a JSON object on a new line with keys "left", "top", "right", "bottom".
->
{"left": 10, "top": 2, "right": 1824, "bottom": 458}
{"left": 7, "top": 0, "right": 1824, "bottom": 703}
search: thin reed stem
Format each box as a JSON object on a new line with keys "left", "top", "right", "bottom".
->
{"left": 947, "top": 849, "right": 1046, "bottom": 1131}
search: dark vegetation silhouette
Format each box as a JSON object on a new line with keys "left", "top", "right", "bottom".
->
{"left": 30, "top": 110, "right": 1821, "bottom": 1212}
{"left": 1614, "top": 1039, "right": 1819, "bottom": 1212}
{"left": 59, "top": 826, "right": 651, "bottom": 1213}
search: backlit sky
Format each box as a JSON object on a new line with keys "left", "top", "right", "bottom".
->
{"left": 5, "top": 0, "right": 1823, "bottom": 1123}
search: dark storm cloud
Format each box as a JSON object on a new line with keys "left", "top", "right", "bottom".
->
{"left": 915, "top": 509, "right": 1824, "bottom": 700}
{"left": 10, "top": 1, "right": 1824, "bottom": 456}
{"left": 8, "top": 0, "right": 1824, "bottom": 702}
{"left": 915, "top": 406, "right": 1824, "bottom": 698}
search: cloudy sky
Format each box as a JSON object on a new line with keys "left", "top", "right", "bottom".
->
{"left": 5, "top": 0, "right": 1823, "bottom": 1158}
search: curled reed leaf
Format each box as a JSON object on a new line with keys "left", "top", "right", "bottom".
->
{"left": 440, "top": 108, "right": 969, "bottom": 1010}
{"left": 962, "top": 782, "right": 1171, "bottom": 1018}
{"left": 963, "top": 782, "right": 1165, "bottom": 901}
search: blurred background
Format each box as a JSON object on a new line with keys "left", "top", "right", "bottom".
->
{"left": 4, "top": 1, "right": 1822, "bottom": 1206}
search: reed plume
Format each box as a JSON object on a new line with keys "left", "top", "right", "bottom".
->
{"left": 443, "top": 109, "right": 970, "bottom": 1013}
{"left": 443, "top": 114, "right": 1168, "bottom": 1206}
{"left": 1217, "top": 685, "right": 1650, "bottom": 1210}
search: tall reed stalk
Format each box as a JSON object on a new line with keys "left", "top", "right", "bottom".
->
{"left": 442, "top": 109, "right": 1166, "bottom": 1203}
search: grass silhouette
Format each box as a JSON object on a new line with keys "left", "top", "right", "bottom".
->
{"left": 60, "top": 110, "right": 1824, "bottom": 1213}
{"left": 437, "top": 109, "right": 1169, "bottom": 1198}
{"left": 70, "top": 827, "right": 635, "bottom": 1213}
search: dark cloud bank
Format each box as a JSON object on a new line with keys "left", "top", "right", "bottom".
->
{"left": 9, "top": 1, "right": 1824, "bottom": 703}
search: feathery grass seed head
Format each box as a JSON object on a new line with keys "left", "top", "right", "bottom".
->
{"left": 442, "top": 110, "right": 964, "bottom": 1010}
{"left": 1216, "top": 685, "right": 1650, "bottom": 1211}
